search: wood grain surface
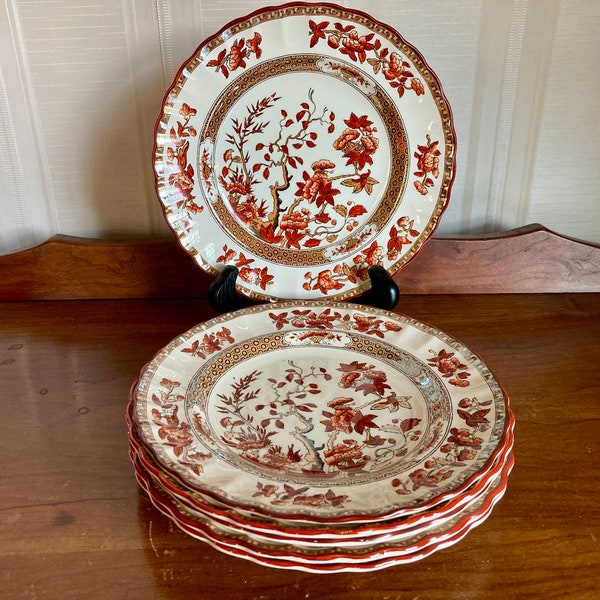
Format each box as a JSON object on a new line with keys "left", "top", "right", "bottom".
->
{"left": 1, "top": 293, "right": 599, "bottom": 599}
{"left": 1, "top": 227, "right": 599, "bottom": 598}
{"left": 0, "top": 224, "right": 598, "bottom": 300}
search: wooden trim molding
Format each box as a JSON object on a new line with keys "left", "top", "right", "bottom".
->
{"left": 0, "top": 224, "right": 598, "bottom": 300}
{"left": 396, "top": 224, "right": 600, "bottom": 294}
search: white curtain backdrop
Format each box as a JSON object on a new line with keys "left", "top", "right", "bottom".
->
{"left": 1, "top": 0, "right": 598, "bottom": 254}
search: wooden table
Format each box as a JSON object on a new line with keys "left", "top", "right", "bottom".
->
{"left": 1, "top": 227, "right": 599, "bottom": 599}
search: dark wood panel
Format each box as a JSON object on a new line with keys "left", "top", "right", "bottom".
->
{"left": 0, "top": 235, "right": 212, "bottom": 300}
{"left": 1, "top": 224, "right": 598, "bottom": 300}
{"left": 397, "top": 224, "right": 600, "bottom": 294}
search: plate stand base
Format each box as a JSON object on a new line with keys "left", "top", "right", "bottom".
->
{"left": 208, "top": 265, "right": 399, "bottom": 313}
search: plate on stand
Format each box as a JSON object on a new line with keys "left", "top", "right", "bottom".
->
{"left": 153, "top": 2, "right": 456, "bottom": 301}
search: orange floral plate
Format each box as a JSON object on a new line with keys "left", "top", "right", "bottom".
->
{"left": 133, "top": 301, "right": 509, "bottom": 524}
{"left": 132, "top": 446, "right": 513, "bottom": 572}
{"left": 153, "top": 2, "right": 456, "bottom": 301}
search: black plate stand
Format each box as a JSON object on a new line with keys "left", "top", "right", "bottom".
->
{"left": 208, "top": 265, "right": 399, "bottom": 314}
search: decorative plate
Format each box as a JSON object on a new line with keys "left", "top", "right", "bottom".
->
{"left": 134, "top": 443, "right": 512, "bottom": 549}
{"left": 134, "top": 301, "right": 508, "bottom": 522}
{"left": 153, "top": 2, "right": 456, "bottom": 301}
{"left": 132, "top": 449, "right": 512, "bottom": 571}
{"left": 127, "top": 390, "right": 514, "bottom": 540}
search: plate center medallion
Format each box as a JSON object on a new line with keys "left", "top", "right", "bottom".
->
{"left": 200, "top": 56, "right": 407, "bottom": 267}
{"left": 188, "top": 338, "right": 449, "bottom": 487}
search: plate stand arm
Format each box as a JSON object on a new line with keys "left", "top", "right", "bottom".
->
{"left": 350, "top": 265, "right": 399, "bottom": 311}
{"left": 208, "top": 265, "right": 259, "bottom": 313}
{"left": 208, "top": 265, "right": 399, "bottom": 313}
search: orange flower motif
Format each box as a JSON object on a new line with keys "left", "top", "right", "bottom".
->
{"left": 228, "top": 39, "right": 247, "bottom": 70}
{"left": 179, "top": 103, "right": 197, "bottom": 118}
{"left": 238, "top": 266, "right": 273, "bottom": 290}
{"left": 414, "top": 180, "right": 428, "bottom": 195}
{"left": 448, "top": 427, "right": 483, "bottom": 448}
{"left": 225, "top": 181, "right": 250, "bottom": 196}
{"left": 301, "top": 172, "right": 327, "bottom": 202}
{"left": 327, "top": 34, "right": 340, "bottom": 49}
{"left": 384, "top": 52, "right": 405, "bottom": 81}
{"left": 458, "top": 448, "right": 477, "bottom": 461}
{"left": 280, "top": 211, "right": 309, "bottom": 231}
{"left": 169, "top": 170, "right": 194, "bottom": 193}
{"left": 292, "top": 494, "right": 327, "bottom": 507}
{"left": 313, "top": 270, "right": 344, "bottom": 294}
{"left": 363, "top": 241, "right": 384, "bottom": 265}
{"left": 333, "top": 128, "right": 360, "bottom": 150}
{"left": 361, "top": 134, "right": 378, "bottom": 153}
{"left": 246, "top": 32, "right": 262, "bottom": 59}
{"left": 437, "top": 356, "right": 462, "bottom": 375}
{"left": 311, "top": 159, "right": 336, "bottom": 172}
{"left": 330, "top": 407, "right": 356, "bottom": 434}
{"left": 199, "top": 149, "right": 213, "bottom": 190}
{"left": 159, "top": 422, "right": 193, "bottom": 449}
{"left": 235, "top": 200, "right": 261, "bottom": 225}
{"left": 416, "top": 140, "right": 440, "bottom": 177}
{"left": 200, "top": 333, "right": 222, "bottom": 355}
{"left": 341, "top": 31, "right": 370, "bottom": 53}
{"left": 324, "top": 439, "right": 363, "bottom": 466}
{"left": 238, "top": 266, "right": 260, "bottom": 285}
{"left": 321, "top": 397, "right": 356, "bottom": 434}
{"left": 352, "top": 314, "right": 377, "bottom": 332}
{"left": 413, "top": 135, "right": 441, "bottom": 195}
{"left": 384, "top": 321, "right": 402, "bottom": 332}
{"left": 411, "top": 78, "right": 425, "bottom": 96}
{"left": 339, "top": 371, "right": 361, "bottom": 388}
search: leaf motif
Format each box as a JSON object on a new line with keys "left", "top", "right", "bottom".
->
{"left": 349, "top": 204, "right": 368, "bottom": 217}
{"left": 353, "top": 412, "right": 378, "bottom": 434}
{"left": 341, "top": 178, "right": 361, "bottom": 194}
{"left": 367, "top": 57, "right": 381, "bottom": 73}
{"left": 371, "top": 400, "right": 398, "bottom": 412}
{"left": 400, "top": 417, "right": 421, "bottom": 432}
{"left": 181, "top": 340, "right": 200, "bottom": 354}
{"left": 304, "top": 238, "right": 321, "bottom": 248}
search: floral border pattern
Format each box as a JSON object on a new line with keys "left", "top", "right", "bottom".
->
{"left": 308, "top": 20, "right": 425, "bottom": 98}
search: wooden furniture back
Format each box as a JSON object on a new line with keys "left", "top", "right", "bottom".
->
{"left": 0, "top": 224, "right": 598, "bottom": 300}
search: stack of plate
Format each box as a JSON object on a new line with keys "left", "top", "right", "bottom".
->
{"left": 127, "top": 301, "right": 514, "bottom": 572}
{"left": 132, "top": 4, "right": 514, "bottom": 571}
